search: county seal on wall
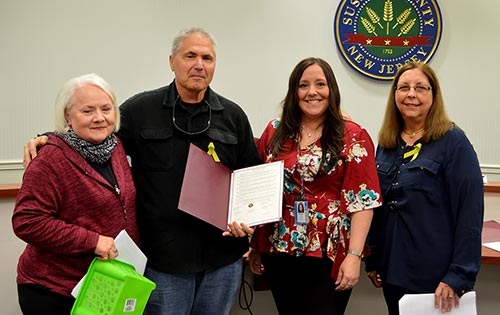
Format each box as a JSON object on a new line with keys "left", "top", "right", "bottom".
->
{"left": 334, "top": 0, "right": 442, "bottom": 80}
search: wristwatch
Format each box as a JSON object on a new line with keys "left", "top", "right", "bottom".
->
{"left": 347, "top": 249, "right": 363, "bottom": 258}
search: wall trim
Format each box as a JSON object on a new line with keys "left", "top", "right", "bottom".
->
{"left": 482, "top": 164, "right": 500, "bottom": 174}
{"left": 0, "top": 160, "right": 24, "bottom": 171}
{"left": 1, "top": 160, "right": 500, "bottom": 173}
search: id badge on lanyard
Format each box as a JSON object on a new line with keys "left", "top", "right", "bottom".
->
{"left": 295, "top": 144, "right": 310, "bottom": 225}
{"left": 294, "top": 200, "right": 308, "bottom": 224}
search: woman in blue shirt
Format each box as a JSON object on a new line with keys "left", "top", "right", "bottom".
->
{"left": 365, "top": 62, "right": 484, "bottom": 315}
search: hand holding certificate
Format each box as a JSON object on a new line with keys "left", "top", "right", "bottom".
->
{"left": 178, "top": 143, "right": 283, "bottom": 230}
{"left": 399, "top": 291, "right": 476, "bottom": 315}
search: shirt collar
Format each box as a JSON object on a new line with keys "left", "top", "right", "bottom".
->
{"left": 163, "top": 80, "right": 224, "bottom": 111}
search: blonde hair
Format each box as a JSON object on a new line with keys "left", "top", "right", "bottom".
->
{"left": 378, "top": 62, "right": 454, "bottom": 148}
{"left": 54, "top": 73, "right": 119, "bottom": 133}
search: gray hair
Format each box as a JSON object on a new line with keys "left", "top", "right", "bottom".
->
{"left": 54, "top": 73, "right": 120, "bottom": 133}
{"left": 171, "top": 27, "right": 216, "bottom": 55}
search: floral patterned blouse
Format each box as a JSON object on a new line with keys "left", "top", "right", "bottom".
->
{"left": 251, "top": 119, "right": 382, "bottom": 279}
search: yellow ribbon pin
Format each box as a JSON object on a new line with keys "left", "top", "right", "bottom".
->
{"left": 207, "top": 142, "right": 220, "bottom": 162}
{"left": 403, "top": 143, "right": 422, "bottom": 162}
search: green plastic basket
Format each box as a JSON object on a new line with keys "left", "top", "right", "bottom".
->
{"left": 71, "top": 258, "right": 155, "bottom": 315}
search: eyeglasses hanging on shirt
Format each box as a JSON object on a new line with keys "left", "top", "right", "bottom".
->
{"left": 172, "top": 95, "right": 212, "bottom": 136}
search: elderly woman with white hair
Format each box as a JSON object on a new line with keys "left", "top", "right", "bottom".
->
{"left": 12, "top": 74, "right": 139, "bottom": 315}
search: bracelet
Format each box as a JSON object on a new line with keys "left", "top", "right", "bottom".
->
{"left": 347, "top": 249, "right": 363, "bottom": 258}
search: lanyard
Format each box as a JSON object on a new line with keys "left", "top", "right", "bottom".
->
{"left": 296, "top": 143, "right": 308, "bottom": 200}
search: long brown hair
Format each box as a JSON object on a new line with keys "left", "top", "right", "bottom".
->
{"left": 378, "top": 61, "right": 454, "bottom": 149}
{"left": 269, "top": 57, "right": 345, "bottom": 172}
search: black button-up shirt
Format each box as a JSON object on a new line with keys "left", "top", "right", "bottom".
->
{"left": 118, "top": 81, "right": 262, "bottom": 273}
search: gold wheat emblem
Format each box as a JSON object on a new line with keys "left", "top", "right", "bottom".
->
{"left": 393, "top": 8, "right": 412, "bottom": 29}
{"left": 361, "top": 17, "right": 378, "bottom": 36}
{"left": 366, "top": 7, "right": 384, "bottom": 29}
{"left": 383, "top": 0, "right": 394, "bottom": 35}
{"left": 398, "top": 18, "right": 416, "bottom": 37}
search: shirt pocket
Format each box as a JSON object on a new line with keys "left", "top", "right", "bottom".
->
{"left": 207, "top": 128, "right": 238, "bottom": 145}
{"left": 206, "top": 128, "right": 240, "bottom": 167}
{"left": 139, "top": 127, "right": 175, "bottom": 170}
{"left": 406, "top": 158, "right": 441, "bottom": 191}
{"left": 376, "top": 160, "right": 397, "bottom": 192}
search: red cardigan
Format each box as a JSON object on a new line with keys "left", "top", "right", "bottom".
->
{"left": 12, "top": 135, "right": 139, "bottom": 297}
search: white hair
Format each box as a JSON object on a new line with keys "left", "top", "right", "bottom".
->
{"left": 54, "top": 73, "right": 119, "bottom": 133}
{"left": 171, "top": 27, "right": 216, "bottom": 55}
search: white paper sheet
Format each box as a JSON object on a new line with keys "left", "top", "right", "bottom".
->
{"left": 483, "top": 241, "right": 500, "bottom": 252}
{"left": 71, "top": 229, "right": 147, "bottom": 297}
{"left": 113, "top": 229, "right": 147, "bottom": 275}
{"left": 399, "top": 291, "right": 476, "bottom": 315}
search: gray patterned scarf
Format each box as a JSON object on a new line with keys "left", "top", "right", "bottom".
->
{"left": 56, "top": 128, "right": 118, "bottom": 164}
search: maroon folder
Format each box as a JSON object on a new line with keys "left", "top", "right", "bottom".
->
{"left": 178, "top": 144, "right": 232, "bottom": 230}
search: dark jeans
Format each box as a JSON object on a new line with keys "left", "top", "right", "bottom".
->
{"left": 262, "top": 253, "right": 352, "bottom": 315}
{"left": 18, "top": 283, "right": 74, "bottom": 315}
{"left": 382, "top": 283, "right": 419, "bottom": 315}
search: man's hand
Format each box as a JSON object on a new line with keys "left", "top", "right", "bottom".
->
{"left": 222, "top": 221, "right": 254, "bottom": 238}
{"left": 23, "top": 135, "right": 48, "bottom": 168}
{"left": 341, "top": 110, "right": 352, "bottom": 121}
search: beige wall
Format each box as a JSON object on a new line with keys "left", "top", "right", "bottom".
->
{"left": 1, "top": 1, "right": 499, "bottom": 313}
{"left": 2, "top": 194, "right": 499, "bottom": 315}
{"left": 0, "top": 0, "right": 499, "bottom": 184}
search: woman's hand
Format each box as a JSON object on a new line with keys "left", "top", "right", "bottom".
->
{"left": 434, "top": 282, "right": 459, "bottom": 313}
{"left": 335, "top": 254, "right": 361, "bottom": 291}
{"left": 95, "top": 235, "right": 119, "bottom": 261}
{"left": 246, "top": 248, "right": 264, "bottom": 275}
{"left": 336, "top": 209, "right": 372, "bottom": 291}
{"left": 367, "top": 270, "right": 382, "bottom": 288}
{"left": 223, "top": 221, "right": 254, "bottom": 238}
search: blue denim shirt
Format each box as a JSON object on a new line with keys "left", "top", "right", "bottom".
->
{"left": 366, "top": 127, "right": 484, "bottom": 295}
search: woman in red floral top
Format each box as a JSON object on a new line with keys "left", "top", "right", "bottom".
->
{"left": 248, "top": 57, "right": 381, "bottom": 315}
